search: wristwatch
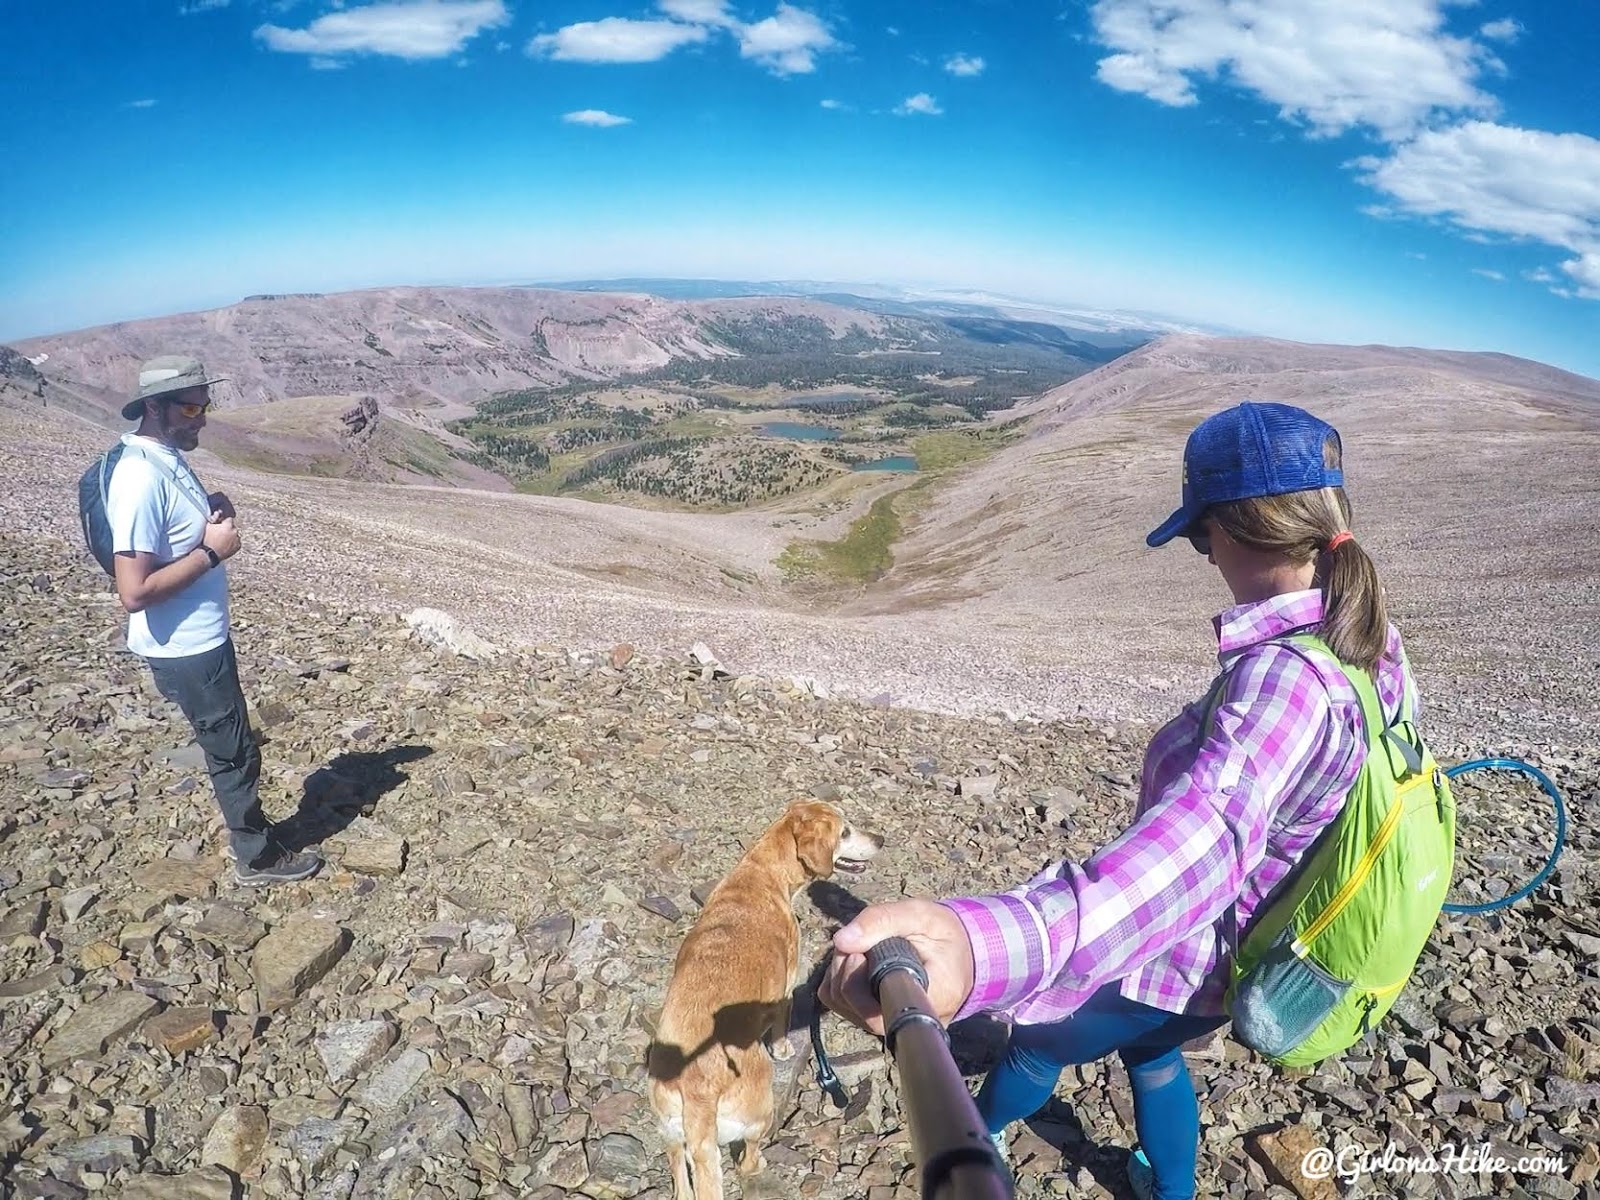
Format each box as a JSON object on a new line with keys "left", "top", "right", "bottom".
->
{"left": 198, "top": 545, "right": 222, "bottom": 569}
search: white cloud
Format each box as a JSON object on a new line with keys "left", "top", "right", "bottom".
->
{"left": 820, "top": 98, "right": 845, "bottom": 110}
{"left": 895, "top": 92, "right": 943, "bottom": 116}
{"left": 256, "top": 0, "right": 509, "bottom": 61}
{"left": 737, "top": 4, "right": 837, "bottom": 75}
{"left": 563, "top": 109, "right": 633, "bottom": 127}
{"left": 1479, "top": 18, "right": 1523, "bottom": 42}
{"left": 1560, "top": 251, "right": 1600, "bottom": 299}
{"left": 658, "top": 0, "right": 737, "bottom": 28}
{"left": 527, "top": 3, "right": 837, "bottom": 74}
{"left": 1355, "top": 121, "right": 1600, "bottom": 299}
{"left": 124, "top": 98, "right": 159, "bottom": 109}
{"left": 179, "top": 0, "right": 230, "bottom": 13}
{"left": 1354, "top": 123, "right": 1600, "bottom": 251}
{"left": 1524, "top": 267, "right": 1555, "bottom": 283}
{"left": 1472, "top": 268, "right": 1506, "bottom": 281}
{"left": 1089, "top": 0, "right": 1498, "bottom": 141}
{"left": 529, "top": 17, "right": 709, "bottom": 63}
{"left": 944, "top": 53, "right": 985, "bottom": 77}
{"left": 1406, "top": 251, "right": 1427, "bottom": 260}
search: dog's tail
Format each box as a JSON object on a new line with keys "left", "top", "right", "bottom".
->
{"left": 649, "top": 1078, "right": 695, "bottom": 1200}
{"left": 682, "top": 1095, "right": 723, "bottom": 1200}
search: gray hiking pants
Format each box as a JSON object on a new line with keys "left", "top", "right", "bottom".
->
{"left": 145, "top": 639, "right": 273, "bottom": 869}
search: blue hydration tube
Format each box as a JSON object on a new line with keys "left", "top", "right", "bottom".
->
{"left": 1441, "top": 757, "right": 1568, "bottom": 915}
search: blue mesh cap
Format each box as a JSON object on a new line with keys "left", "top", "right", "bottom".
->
{"left": 1146, "top": 402, "right": 1344, "bottom": 547}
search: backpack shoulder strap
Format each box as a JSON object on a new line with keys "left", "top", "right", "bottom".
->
{"left": 120, "top": 440, "right": 210, "bottom": 521}
{"left": 1284, "top": 632, "right": 1424, "bottom": 779}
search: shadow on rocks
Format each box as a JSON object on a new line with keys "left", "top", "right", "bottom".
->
{"left": 805, "top": 879, "right": 868, "bottom": 926}
{"left": 1018, "top": 1104, "right": 1133, "bottom": 1197}
{"left": 277, "top": 744, "right": 435, "bottom": 851}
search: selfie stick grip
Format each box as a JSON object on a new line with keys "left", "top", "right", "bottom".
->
{"left": 865, "top": 938, "right": 1014, "bottom": 1200}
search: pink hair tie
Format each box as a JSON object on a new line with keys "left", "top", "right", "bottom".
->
{"left": 1326, "top": 531, "right": 1354, "bottom": 552}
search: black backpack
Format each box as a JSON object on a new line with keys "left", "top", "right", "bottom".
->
{"left": 78, "top": 443, "right": 128, "bottom": 576}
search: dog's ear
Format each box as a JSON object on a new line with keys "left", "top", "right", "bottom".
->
{"left": 793, "top": 809, "right": 837, "bottom": 879}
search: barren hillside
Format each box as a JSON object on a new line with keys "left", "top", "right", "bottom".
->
{"left": 4, "top": 332, "right": 1597, "bottom": 751}
{"left": 8, "top": 288, "right": 910, "bottom": 421}
{"left": 871, "top": 334, "right": 1600, "bottom": 745}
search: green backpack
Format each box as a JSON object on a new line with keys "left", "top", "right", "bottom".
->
{"left": 1209, "top": 632, "right": 1457, "bottom": 1067}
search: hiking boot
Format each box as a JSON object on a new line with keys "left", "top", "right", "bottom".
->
{"left": 235, "top": 848, "right": 323, "bottom": 887}
{"left": 989, "top": 1128, "right": 1009, "bottom": 1165}
{"left": 1127, "top": 1147, "right": 1154, "bottom": 1200}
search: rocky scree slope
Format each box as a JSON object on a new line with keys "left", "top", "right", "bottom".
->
{"left": 1, "top": 532, "right": 1598, "bottom": 1200}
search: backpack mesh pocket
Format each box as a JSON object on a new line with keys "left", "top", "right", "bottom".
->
{"left": 1231, "top": 927, "right": 1351, "bottom": 1059}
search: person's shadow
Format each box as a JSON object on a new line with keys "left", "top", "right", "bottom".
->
{"left": 276, "top": 744, "right": 434, "bottom": 851}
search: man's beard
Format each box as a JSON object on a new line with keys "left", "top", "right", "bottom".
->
{"left": 158, "top": 413, "right": 201, "bottom": 450}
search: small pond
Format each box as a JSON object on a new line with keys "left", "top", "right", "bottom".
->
{"left": 852, "top": 455, "right": 919, "bottom": 472}
{"left": 761, "top": 422, "right": 839, "bottom": 441}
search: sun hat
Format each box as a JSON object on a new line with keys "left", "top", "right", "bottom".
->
{"left": 1146, "top": 401, "right": 1344, "bottom": 547}
{"left": 121, "top": 355, "right": 229, "bottom": 421}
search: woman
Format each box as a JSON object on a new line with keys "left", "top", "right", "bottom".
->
{"left": 819, "top": 401, "right": 1421, "bottom": 1200}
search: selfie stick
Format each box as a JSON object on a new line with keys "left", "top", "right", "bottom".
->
{"left": 865, "top": 937, "right": 1015, "bottom": 1200}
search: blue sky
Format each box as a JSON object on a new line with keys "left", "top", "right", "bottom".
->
{"left": 3, "top": 0, "right": 1598, "bottom": 377}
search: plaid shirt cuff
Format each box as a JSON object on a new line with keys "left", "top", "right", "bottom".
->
{"left": 940, "top": 894, "right": 1064, "bottom": 1022}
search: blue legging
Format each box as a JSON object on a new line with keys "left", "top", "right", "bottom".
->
{"left": 975, "top": 983, "right": 1226, "bottom": 1200}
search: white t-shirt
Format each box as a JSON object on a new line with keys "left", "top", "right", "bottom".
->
{"left": 106, "top": 434, "right": 230, "bottom": 658}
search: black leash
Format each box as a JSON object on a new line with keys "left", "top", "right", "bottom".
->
{"left": 809, "top": 971, "right": 852, "bottom": 1108}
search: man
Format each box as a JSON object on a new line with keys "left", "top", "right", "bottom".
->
{"left": 107, "top": 355, "right": 322, "bottom": 887}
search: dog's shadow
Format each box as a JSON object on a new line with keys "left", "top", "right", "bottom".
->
{"left": 805, "top": 879, "right": 867, "bottom": 926}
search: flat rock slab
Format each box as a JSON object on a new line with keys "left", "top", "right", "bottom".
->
{"left": 120, "top": 1166, "right": 240, "bottom": 1200}
{"left": 60, "top": 888, "right": 98, "bottom": 922}
{"left": 130, "top": 856, "right": 221, "bottom": 901}
{"left": 143, "top": 1006, "right": 219, "bottom": 1055}
{"left": 200, "top": 1105, "right": 268, "bottom": 1178}
{"left": 586, "top": 1132, "right": 649, "bottom": 1197}
{"left": 45, "top": 1133, "right": 146, "bottom": 1178}
{"left": 1246, "top": 1124, "right": 1338, "bottom": 1200}
{"left": 351, "top": 1093, "right": 471, "bottom": 1199}
{"left": 195, "top": 903, "right": 267, "bottom": 951}
{"left": 0, "top": 966, "right": 67, "bottom": 1004}
{"left": 355, "top": 1047, "right": 431, "bottom": 1113}
{"left": 0, "top": 900, "right": 48, "bottom": 938}
{"left": 252, "top": 914, "right": 351, "bottom": 1011}
{"left": 155, "top": 742, "right": 210, "bottom": 771}
{"left": 288, "top": 1116, "right": 364, "bottom": 1176}
{"left": 316, "top": 1018, "right": 397, "bottom": 1083}
{"left": 42, "top": 991, "right": 160, "bottom": 1066}
{"left": 329, "top": 817, "right": 407, "bottom": 876}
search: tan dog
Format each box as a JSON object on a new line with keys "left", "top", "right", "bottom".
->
{"left": 647, "top": 800, "right": 883, "bottom": 1200}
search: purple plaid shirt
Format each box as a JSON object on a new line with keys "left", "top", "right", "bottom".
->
{"left": 943, "top": 589, "right": 1419, "bottom": 1023}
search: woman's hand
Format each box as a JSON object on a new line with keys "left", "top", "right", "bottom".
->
{"left": 818, "top": 899, "right": 976, "bottom": 1036}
